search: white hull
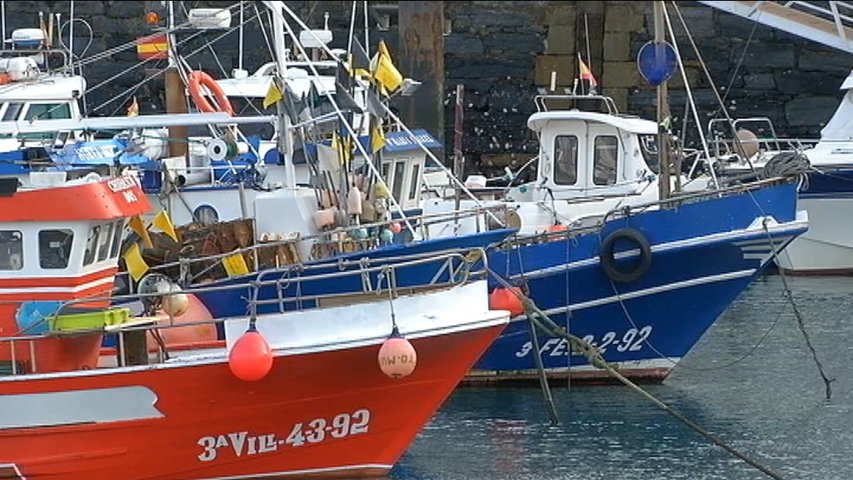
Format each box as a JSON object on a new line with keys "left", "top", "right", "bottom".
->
{"left": 776, "top": 197, "right": 853, "bottom": 274}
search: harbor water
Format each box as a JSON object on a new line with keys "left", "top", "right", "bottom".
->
{"left": 391, "top": 275, "right": 853, "bottom": 480}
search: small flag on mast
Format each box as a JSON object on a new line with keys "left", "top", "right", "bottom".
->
{"left": 578, "top": 54, "right": 598, "bottom": 87}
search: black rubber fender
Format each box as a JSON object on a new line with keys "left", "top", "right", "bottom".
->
{"left": 599, "top": 228, "right": 652, "bottom": 283}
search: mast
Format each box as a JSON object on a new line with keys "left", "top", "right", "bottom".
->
{"left": 264, "top": 1, "right": 297, "bottom": 189}
{"left": 165, "top": 0, "right": 189, "bottom": 162}
{"left": 653, "top": 1, "right": 671, "bottom": 200}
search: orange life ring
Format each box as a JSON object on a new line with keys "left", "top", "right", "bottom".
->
{"left": 187, "top": 70, "right": 234, "bottom": 116}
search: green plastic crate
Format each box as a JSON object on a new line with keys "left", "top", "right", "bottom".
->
{"left": 49, "top": 308, "right": 131, "bottom": 332}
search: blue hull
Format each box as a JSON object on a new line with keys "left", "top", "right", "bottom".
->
{"left": 194, "top": 181, "right": 805, "bottom": 382}
{"left": 476, "top": 181, "right": 804, "bottom": 381}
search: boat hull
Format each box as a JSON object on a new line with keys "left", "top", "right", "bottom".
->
{"left": 0, "top": 322, "right": 505, "bottom": 480}
{"left": 472, "top": 181, "right": 806, "bottom": 383}
{"left": 775, "top": 168, "right": 853, "bottom": 274}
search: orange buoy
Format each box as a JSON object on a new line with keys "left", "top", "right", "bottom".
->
{"left": 378, "top": 326, "right": 417, "bottom": 379}
{"left": 228, "top": 327, "right": 273, "bottom": 381}
{"left": 489, "top": 287, "right": 525, "bottom": 317}
{"left": 144, "top": 11, "right": 160, "bottom": 25}
{"left": 389, "top": 222, "right": 402, "bottom": 234}
{"left": 546, "top": 223, "right": 568, "bottom": 242}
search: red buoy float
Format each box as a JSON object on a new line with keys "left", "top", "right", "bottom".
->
{"left": 489, "top": 287, "right": 524, "bottom": 317}
{"left": 378, "top": 326, "right": 417, "bottom": 379}
{"left": 389, "top": 222, "right": 402, "bottom": 234}
{"left": 228, "top": 327, "right": 273, "bottom": 382}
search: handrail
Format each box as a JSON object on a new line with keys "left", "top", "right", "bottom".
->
{"left": 534, "top": 94, "right": 619, "bottom": 114}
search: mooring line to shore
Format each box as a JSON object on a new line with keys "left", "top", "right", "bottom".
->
{"left": 487, "top": 268, "right": 790, "bottom": 480}
{"left": 761, "top": 219, "right": 835, "bottom": 401}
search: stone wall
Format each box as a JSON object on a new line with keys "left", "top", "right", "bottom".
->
{"left": 5, "top": 1, "right": 852, "bottom": 174}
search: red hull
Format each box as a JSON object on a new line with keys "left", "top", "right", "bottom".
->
{"left": 0, "top": 324, "right": 504, "bottom": 480}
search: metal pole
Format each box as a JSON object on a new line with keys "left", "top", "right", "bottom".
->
{"left": 238, "top": 1, "right": 244, "bottom": 72}
{"left": 654, "top": 1, "right": 671, "bottom": 200}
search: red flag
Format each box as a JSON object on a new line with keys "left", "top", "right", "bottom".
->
{"left": 578, "top": 54, "right": 597, "bottom": 87}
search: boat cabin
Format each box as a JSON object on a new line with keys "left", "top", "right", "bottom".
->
{"left": 0, "top": 173, "right": 150, "bottom": 374}
{"left": 507, "top": 95, "right": 660, "bottom": 202}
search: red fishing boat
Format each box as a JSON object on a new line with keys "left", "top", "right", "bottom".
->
{"left": 0, "top": 173, "right": 508, "bottom": 479}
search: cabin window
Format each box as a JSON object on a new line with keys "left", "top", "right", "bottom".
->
{"left": 110, "top": 220, "right": 124, "bottom": 259}
{"left": 39, "top": 229, "right": 74, "bottom": 269}
{"left": 392, "top": 161, "right": 406, "bottom": 202}
{"left": 593, "top": 136, "right": 618, "bottom": 185}
{"left": 97, "top": 223, "right": 114, "bottom": 262}
{"left": 83, "top": 225, "right": 100, "bottom": 266}
{"left": 554, "top": 135, "right": 578, "bottom": 185}
{"left": 0, "top": 230, "right": 23, "bottom": 270}
{"left": 639, "top": 134, "right": 659, "bottom": 173}
{"left": 2, "top": 102, "right": 22, "bottom": 121}
{"left": 408, "top": 163, "right": 421, "bottom": 201}
{"left": 25, "top": 103, "right": 72, "bottom": 121}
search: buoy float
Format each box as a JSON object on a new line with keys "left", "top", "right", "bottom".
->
{"left": 161, "top": 286, "right": 190, "bottom": 317}
{"left": 489, "top": 287, "right": 525, "bottom": 317}
{"left": 380, "top": 228, "right": 394, "bottom": 244}
{"left": 389, "top": 222, "right": 402, "bottom": 234}
{"left": 378, "top": 326, "right": 417, "bottom": 379}
{"left": 228, "top": 327, "right": 273, "bottom": 381}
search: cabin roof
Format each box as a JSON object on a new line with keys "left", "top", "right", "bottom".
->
{"left": 0, "top": 75, "right": 86, "bottom": 102}
{"left": 527, "top": 111, "right": 657, "bottom": 135}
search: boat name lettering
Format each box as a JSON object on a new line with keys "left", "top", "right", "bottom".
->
{"left": 514, "top": 326, "right": 653, "bottom": 357}
{"left": 76, "top": 144, "right": 117, "bottom": 161}
{"left": 107, "top": 177, "right": 135, "bottom": 192}
{"left": 196, "top": 408, "right": 371, "bottom": 462}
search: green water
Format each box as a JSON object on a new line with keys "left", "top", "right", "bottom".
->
{"left": 392, "top": 275, "right": 853, "bottom": 480}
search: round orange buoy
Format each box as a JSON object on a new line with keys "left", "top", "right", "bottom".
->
{"left": 378, "top": 326, "right": 417, "bottom": 379}
{"left": 144, "top": 11, "right": 160, "bottom": 25}
{"left": 228, "top": 327, "right": 273, "bottom": 381}
{"left": 489, "top": 287, "right": 525, "bottom": 317}
{"left": 149, "top": 294, "right": 217, "bottom": 349}
{"left": 389, "top": 222, "right": 402, "bottom": 234}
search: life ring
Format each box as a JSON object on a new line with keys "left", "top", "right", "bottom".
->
{"left": 599, "top": 228, "right": 652, "bottom": 283}
{"left": 187, "top": 70, "right": 234, "bottom": 116}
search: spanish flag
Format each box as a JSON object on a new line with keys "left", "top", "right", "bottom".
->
{"left": 127, "top": 96, "right": 139, "bottom": 117}
{"left": 136, "top": 34, "right": 168, "bottom": 61}
{"left": 578, "top": 54, "right": 598, "bottom": 87}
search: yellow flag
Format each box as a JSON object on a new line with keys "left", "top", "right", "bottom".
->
{"left": 222, "top": 252, "right": 250, "bottom": 277}
{"left": 377, "top": 40, "right": 391, "bottom": 62}
{"left": 151, "top": 210, "right": 178, "bottom": 242}
{"left": 123, "top": 243, "right": 149, "bottom": 282}
{"left": 373, "top": 52, "right": 403, "bottom": 94}
{"left": 371, "top": 122, "right": 386, "bottom": 154}
{"left": 128, "top": 215, "right": 153, "bottom": 248}
{"left": 263, "top": 80, "right": 283, "bottom": 109}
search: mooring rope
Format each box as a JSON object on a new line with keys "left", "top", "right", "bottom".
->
{"left": 487, "top": 268, "right": 790, "bottom": 480}
{"left": 760, "top": 218, "right": 835, "bottom": 401}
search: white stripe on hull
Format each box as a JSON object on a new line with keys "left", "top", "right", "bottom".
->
{"left": 0, "top": 386, "right": 164, "bottom": 430}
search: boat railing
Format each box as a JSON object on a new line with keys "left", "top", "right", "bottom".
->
{"left": 0, "top": 248, "right": 489, "bottom": 374}
{"left": 115, "top": 204, "right": 514, "bottom": 288}
{"left": 534, "top": 94, "right": 619, "bottom": 114}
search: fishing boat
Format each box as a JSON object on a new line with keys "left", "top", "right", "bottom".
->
{"left": 0, "top": 170, "right": 509, "bottom": 479}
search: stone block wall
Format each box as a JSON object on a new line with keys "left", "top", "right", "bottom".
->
{"left": 4, "top": 1, "right": 852, "bottom": 174}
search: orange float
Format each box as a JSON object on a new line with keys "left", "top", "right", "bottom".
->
{"left": 187, "top": 70, "right": 234, "bottom": 115}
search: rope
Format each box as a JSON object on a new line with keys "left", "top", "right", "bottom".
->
{"left": 487, "top": 267, "right": 790, "bottom": 480}
{"left": 761, "top": 151, "right": 810, "bottom": 179}
{"left": 760, "top": 218, "right": 835, "bottom": 401}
